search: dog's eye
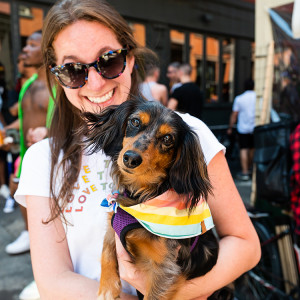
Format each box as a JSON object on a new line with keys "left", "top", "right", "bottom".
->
{"left": 162, "top": 134, "right": 174, "bottom": 146}
{"left": 130, "top": 118, "right": 140, "bottom": 128}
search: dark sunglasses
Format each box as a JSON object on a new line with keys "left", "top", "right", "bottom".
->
{"left": 50, "top": 48, "right": 128, "bottom": 89}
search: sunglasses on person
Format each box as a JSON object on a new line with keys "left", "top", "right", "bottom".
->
{"left": 50, "top": 48, "right": 128, "bottom": 89}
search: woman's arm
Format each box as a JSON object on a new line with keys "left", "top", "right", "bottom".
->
{"left": 26, "top": 195, "right": 138, "bottom": 300}
{"left": 5, "top": 118, "right": 20, "bottom": 130}
{"left": 171, "top": 151, "right": 261, "bottom": 299}
{"left": 117, "top": 151, "right": 261, "bottom": 299}
{"left": 167, "top": 97, "right": 178, "bottom": 110}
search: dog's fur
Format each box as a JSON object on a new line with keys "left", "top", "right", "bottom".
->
{"left": 84, "top": 98, "right": 221, "bottom": 300}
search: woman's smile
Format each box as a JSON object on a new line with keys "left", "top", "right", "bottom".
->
{"left": 86, "top": 88, "right": 115, "bottom": 104}
{"left": 53, "top": 20, "right": 135, "bottom": 112}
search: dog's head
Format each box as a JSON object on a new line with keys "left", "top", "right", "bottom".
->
{"left": 84, "top": 98, "right": 211, "bottom": 209}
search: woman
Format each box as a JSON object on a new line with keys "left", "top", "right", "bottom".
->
{"left": 15, "top": 0, "right": 261, "bottom": 299}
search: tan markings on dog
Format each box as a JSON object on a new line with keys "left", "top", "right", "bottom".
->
{"left": 159, "top": 123, "right": 173, "bottom": 135}
{"left": 118, "top": 137, "right": 174, "bottom": 191}
{"left": 98, "top": 212, "right": 121, "bottom": 298}
{"left": 126, "top": 230, "right": 168, "bottom": 264}
{"left": 139, "top": 111, "right": 150, "bottom": 125}
{"left": 121, "top": 136, "right": 135, "bottom": 149}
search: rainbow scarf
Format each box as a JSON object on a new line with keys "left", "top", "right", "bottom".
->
{"left": 106, "top": 189, "right": 214, "bottom": 239}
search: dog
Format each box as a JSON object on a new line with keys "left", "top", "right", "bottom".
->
{"left": 84, "top": 98, "right": 222, "bottom": 300}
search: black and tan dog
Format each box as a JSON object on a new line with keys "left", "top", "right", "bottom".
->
{"left": 84, "top": 98, "right": 222, "bottom": 300}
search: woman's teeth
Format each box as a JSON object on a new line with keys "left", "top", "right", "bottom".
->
{"left": 88, "top": 90, "right": 113, "bottom": 103}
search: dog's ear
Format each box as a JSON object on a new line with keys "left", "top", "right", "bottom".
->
{"left": 169, "top": 129, "right": 212, "bottom": 210}
{"left": 83, "top": 98, "right": 143, "bottom": 157}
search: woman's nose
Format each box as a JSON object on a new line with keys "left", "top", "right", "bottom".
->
{"left": 86, "top": 67, "right": 106, "bottom": 90}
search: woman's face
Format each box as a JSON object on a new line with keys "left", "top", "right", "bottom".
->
{"left": 52, "top": 20, "right": 135, "bottom": 112}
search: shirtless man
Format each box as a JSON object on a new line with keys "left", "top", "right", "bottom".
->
{"left": 5, "top": 30, "right": 50, "bottom": 255}
{"left": 139, "top": 63, "right": 168, "bottom": 106}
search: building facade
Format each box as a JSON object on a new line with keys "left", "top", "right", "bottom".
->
{"left": 0, "top": 0, "right": 254, "bottom": 126}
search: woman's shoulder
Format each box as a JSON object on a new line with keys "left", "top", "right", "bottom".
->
{"left": 23, "top": 138, "right": 51, "bottom": 163}
{"left": 175, "top": 112, "right": 211, "bottom": 133}
{"left": 28, "top": 138, "right": 51, "bottom": 151}
{"left": 175, "top": 112, "right": 225, "bottom": 164}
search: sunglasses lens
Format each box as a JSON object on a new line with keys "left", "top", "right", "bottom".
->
{"left": 57, "top": 64, "right": 86, "bottom": 88}
{"left": 99, "top": 50, "right": 125, "bottom": 79}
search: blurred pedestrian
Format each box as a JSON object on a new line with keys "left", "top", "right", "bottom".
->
{"left": 279, "top": 71, "right": 300, "bottom": 122}
{"left": 166, "top": 61, "right": 182, "bottom": 93}
{"left": 227, "top": 79, "right": 256, "bottom": 181}
{"left": 139, "top": 58, "right": 168, "bottom": 106}
{"left": 5, "top": 30, "right": 50, "bottom": 250}
{"left": 1, "top": 52, "right": 36, "bottom": 214}
{"left": 168, "top": 63, "right": 204, "bottom": 119}
{"left": 4, "top": 29, "right": 53, "bottom": 300}
{"left": 0, "top": 62, "right": 11, "bottom": 202}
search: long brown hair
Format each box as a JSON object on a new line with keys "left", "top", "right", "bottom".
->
{"left": 42, "top": 0, "right": 148, "bottom": 223}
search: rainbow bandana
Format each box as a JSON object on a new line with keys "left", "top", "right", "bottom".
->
{"left": 103, "top": 189, "right": 214, "bottom": 239}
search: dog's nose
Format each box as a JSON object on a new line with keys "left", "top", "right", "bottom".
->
{"left": 123, "top": 150, "right": 142, "bottom": 168}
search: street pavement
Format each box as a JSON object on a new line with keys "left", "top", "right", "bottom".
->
{"left": 0, "top": 164, "right": 252, "bottom": 300}
{"left": 0, "top": 196, "right": 33, "bottom": 300}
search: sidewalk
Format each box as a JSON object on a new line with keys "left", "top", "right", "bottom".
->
{"left": 0, "top": 170, "right": 252, "bottom": 300}
{"left": 0, "top": 196, "right": 33, "bottom": 300}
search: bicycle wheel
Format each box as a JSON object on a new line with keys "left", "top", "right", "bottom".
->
{"left": 235, "top": 220, "right": 285, "bottom": 300}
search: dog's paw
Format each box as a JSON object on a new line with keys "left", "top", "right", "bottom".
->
{"left": 97, "top": 291, "right": 120, "bottom": 300}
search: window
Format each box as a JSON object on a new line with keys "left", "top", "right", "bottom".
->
{"left": 129, "top": 22, "right": 146, "bottom": 47}
{"left": 169, "top": 30, "right": 235, "bottom": 103}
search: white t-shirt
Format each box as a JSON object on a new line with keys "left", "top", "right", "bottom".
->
{"left": 15, "top": 112, "right": 224, "bottom": 293}
{"left": 232, "top": 90, "right": 256, "bottom": 134}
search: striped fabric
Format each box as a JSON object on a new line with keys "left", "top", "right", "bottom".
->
{"left": 119, "top": 189, "right": 214, "bottom": 239}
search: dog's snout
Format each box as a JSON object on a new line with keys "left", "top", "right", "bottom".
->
{"left": 123, "top": 150, "right": 142, "bottom": 168}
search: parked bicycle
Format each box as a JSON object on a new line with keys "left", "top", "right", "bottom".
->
{"left": 235, "top": 206, "right": 300, "bottom": 300}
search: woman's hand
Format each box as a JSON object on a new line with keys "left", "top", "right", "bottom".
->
{"left": 115, "top": 234, "right": 146, "bottom": 296}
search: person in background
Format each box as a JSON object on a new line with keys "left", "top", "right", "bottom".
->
{"left": 227, "top": 79, "right": 256, "bottom": 181}
{"left": 7, "top": 52, "right": 37, "bottom": 120}
{"left": 2, "top": 52, "right": 36, "bottom": 214}
{"left": 139, "top": 55, "right": 168, "bottom": 106}
{"left": 168, "top": 63, "right": 204, "bottom": 120}
{"left": 279, "top": 71, "right": 300, "bottom": 122}
{"left": 5, "top": 30, "right": 52, "bottom": 300}
{"left": 14, "top": 1, "right": 260, "bottom": 299}
{"left": 166, "top": 61, "right": 182, "bottom": 94}
{"left": 0, "top": 62, "right": 9, "bottom": 199}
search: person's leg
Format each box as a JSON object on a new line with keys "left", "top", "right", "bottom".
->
{"left": 3, "top": 173, "right": 16, "bottom": 213}
{"left": 248, "top": 148, "right": 254, "bottom": 172}
{"left": 239, "top": 148, "right": 249, "bottom": 175}
{"left": 3, "top": 156, "right": 20, "bottom": 213}
{"left": 0, "top": 150, "right": 10, "bottom": 198}
{"left": 20, "top": 204, "right": 28, "bottom": 230}
{"left": 0, "top": 156, "right": 6, "bottom": 186}
{"left": 5, "top": 180, "right": 30, "bottom": 254}
{"left": 236, "top": 133, "right": 251, "bottom": 180}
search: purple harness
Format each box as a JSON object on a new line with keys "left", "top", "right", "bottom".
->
{"left": 111, "top": 207, "right": 199, "bottom": 252}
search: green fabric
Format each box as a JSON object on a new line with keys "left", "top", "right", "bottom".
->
{"left": 46, "top": 86, "right": 56, "bottom": 128}
{"left": 17, "top": 73, "right": 38, "bottom": 178}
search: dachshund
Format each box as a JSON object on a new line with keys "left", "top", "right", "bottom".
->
{"left": 84, "top": 98, "right": 226, "bottom": 300}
